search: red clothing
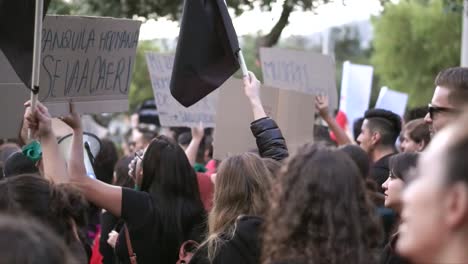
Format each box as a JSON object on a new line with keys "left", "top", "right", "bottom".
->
{"left": 196, "top": 173, "right": 214, "bottom": 212}
{"left": 330, "top": 110, "right": 348, "bottom": 142}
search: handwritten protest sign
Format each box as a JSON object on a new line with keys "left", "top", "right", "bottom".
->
{"left": 38, "top": 16, "right": 141, "bottom": 116}
{"left": 260, "top": 47, "right": 338, "bottom": 110}
{"left": 145, "top": 52, "right": 218, "bottom": 127}
{"left": 213, "top": 78, "right": 315, "bottom": 160}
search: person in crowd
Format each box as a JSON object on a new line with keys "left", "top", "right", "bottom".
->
{"left": 245, "top": 72, "right": 289, "bottom": 161}
{"left": 0, "top": 214, "right": 78, "bottom": 264}
{"left": 399, "top": 119, "right": 430, "bottom": 153}
{"left": 403, "top": 107, "right": 427, "bottom": 124}
{"left": 262, "top": 144, "right": 382, "bottom": 264}
{"left": 397, "top": 111, "right": 468, "bottom": 263}
{"left": 3, "top": 151, "right": 39, "bottom": 177}
{"left": 0, "top": 143, "right": 20, "bottom": 176}
{"left": 424, "top": 67, "right": 468, "bottom": 135}
{"left": 357, "top": 109, "right": 402, "bottom": 192}
{"left": 353, "top": 117, "right": 365, "bottom": 143}
{"left": 100, "top": 155, "right": 135, "bottom": 264}
{"left": 262, "top": 158, "right": 282, "bottom": 177}
{"left": 24, "top": 101, "right": 207, "bottom": 264}
{"left": 0, "top": 174, "right": 89, "bottom": 262}
{"left": 315, "top": 96, "right": 352, "bottom": 146}
{"left": 189, "top": 152, "right": 272, "bottom": 264}
{"left": 339, "top": 145, "right": 383, "bottom": 204}
{"left": 94, "top": 139, "right": 119, "bottom": 185}
{"left": 380, "top": 153, "right": 419, "bottom": 264}
{"left": 131, "top": 126, "right": 157, "bottom": 152}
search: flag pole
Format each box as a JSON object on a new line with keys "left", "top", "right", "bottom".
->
{"left": 237, "top": 50, "right": 249, "bottom": 77}
{"left": 28, "top": 0, "right": 44, "bottom": 140}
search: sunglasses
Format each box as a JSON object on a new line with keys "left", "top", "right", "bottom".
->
{"left": 427, "top": 104, "right": 458, "bottom": 119}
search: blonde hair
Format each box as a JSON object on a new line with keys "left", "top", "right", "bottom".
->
{"left": 204, "top": 152, "right": 272, "bottom": 261}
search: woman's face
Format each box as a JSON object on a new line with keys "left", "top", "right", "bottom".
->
{"left": 397, "top": 142, "right": 450, "bottom": 262}
{"left": 400, "top": 132, "right": 422, "bottom": 153}
{"left": 382, "top": 171, "right": 405, "bottom": 212}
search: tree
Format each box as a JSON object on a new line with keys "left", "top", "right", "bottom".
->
{"left": 371, "top": 0, "right": 462, "bottom": 107}
{"left": 128, "top": 41, "right": 160, "bottom": 112}
{"left": 77, "top": 0, "right": 336, "bottom": 48}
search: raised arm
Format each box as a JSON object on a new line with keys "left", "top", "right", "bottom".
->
{"left": 24, "top": 101, "right": 68, "bottom": 183}
{"left": 185, "top": 123, "right": 204, "bottom": 167}
{"left": 244, "top": 72, "right": 289, "bottom": 161}
{"left": 60, "top": 102, "right": 122, "bottom": 217}
{"left": 315, "top": 95, "right": 352, "bottom": 146}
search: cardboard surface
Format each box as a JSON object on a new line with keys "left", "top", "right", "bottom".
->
{"left": 375, "top": 87, "right": 409, "bottom": 117}
{"left": 213, "top": 78, "right": 315, "bottom": 160}
{"left": 260, "top": 47, "right": 337, "bottom": 110}
{"left": 38, "top": 15, "right": 141, "bottom": 116}
{"left": 145, "top": 52, "right": 219, "bottom": 127}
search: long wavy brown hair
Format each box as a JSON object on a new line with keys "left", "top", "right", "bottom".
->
{"left": 262, "top": 144, "right": 383, "bottom": 264}
{"left": 205, "top": 152, "right": 272, "bottom": 261}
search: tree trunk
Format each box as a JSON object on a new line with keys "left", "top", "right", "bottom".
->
{"left": 258, "top": 0, "right": 294, "bottom": 48}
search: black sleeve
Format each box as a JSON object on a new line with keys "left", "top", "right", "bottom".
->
{"left": 250, "top": 117, "right": 289, "bottom": 161}
{"left": 121, "top": 188, "right": 155, "bottom": 230}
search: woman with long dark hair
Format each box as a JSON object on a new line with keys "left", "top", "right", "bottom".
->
{"left": 262, "top": 144, "right": 382, "bottom": 264}
{"left": 24, "top": 101, "right": 206, "bottom": 264}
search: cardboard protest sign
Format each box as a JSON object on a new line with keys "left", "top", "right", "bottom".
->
{"left": 145, "top": 52, "right": 219, "bottom": 127}
{"left": 213, "top": 78, "right": 315, "bottom": 160}
{"left": 340, "top": 61, "right": 373, "bottom": 130}
{"left": 260, "top": 47, "right": 337, "bottom": 110}
{"left": 0, "top": 50, "right": 29, "bottom": 138}
{"left": 38, "top": 16, "right": 141, "bottom": 116}
{"left": 375, "top": 87, "right": 409, "bottom": 117}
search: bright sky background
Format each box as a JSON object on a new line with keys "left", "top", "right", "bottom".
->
{"left": 139, "top": 0, "right": 384, "bottom": 40}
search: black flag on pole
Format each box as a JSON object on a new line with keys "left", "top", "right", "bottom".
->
{"left": 0, "top": 0, "right": 50, "bottom": 87}
{"left": 170, "top": 0, "right": 241, "bottom": 107}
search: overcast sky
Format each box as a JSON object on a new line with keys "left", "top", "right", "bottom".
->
{"left": 139, "top": 0, "right": 385, "bottom": 40}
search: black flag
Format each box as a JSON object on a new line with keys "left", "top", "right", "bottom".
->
{"left": 0, "top": 0, "right": 50, "bottom": 87}
{"left": 170, "top": 0, "right": 241, "bottom": 107}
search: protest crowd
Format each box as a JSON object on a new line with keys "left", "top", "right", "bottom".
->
{"left": 1, "top": 1, "right": 468, "bottom": 264}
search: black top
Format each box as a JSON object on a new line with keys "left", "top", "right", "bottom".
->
{"left": 380, "top": 235, "right": 410, "bottom": 264}
{"left": 115, "top": 188, "right": 205, "bottom": 264}
{"left": 250, "top": 117, "right": 289, "bottom": 161}
{"left": 100, "top": 211, "right": 121, "bottom": 264}
{"left": 370, "top": 153, "right": 395, "bottom": 193}
{"left": 189, "top": 216, "right": 263, "bottom": 264}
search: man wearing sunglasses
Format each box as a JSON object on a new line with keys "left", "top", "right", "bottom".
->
{"left": 425, "top": 67, "right": 468, "bottom": 135}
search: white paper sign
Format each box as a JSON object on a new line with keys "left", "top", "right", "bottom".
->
{"left": 340, "top": 61, "right": 373, "bottom": 128}
{"left": 260, "top": 47, "right": 338, "bottom": 110}
{"left": 145, "top": 52, "right": 218, "bottom": 127}
{"left": 38, "top": 15, "right": 141, "bottom": 116}
{"left": 375, "top": 87, "right": 409, "bottom": 117}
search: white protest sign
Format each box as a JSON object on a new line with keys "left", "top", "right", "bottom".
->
{"left": 260, "top": 47, "right": 338, "bottom": 110}
{"left": 375, "top": 87, "right": 409, "bottom": 117}
{"left": 213, "top": 78, "right": 315, "bottom": 160}
{"left": 38, "top": 15, "right": 141, "bottom": 116}
{"left": 145, "top": 52, "right": 218, "bottom": 127}
{"left": 340, "top": 61, "right": 373, "bottom": 128}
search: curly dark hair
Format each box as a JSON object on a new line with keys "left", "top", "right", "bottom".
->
{"left": 262, "top": 144, "right": 383, "bottom": 264}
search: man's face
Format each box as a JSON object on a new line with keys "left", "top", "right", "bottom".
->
{"left": 424, "top": 86, "right": 457, "bottom": 135}
{"left": 357, "top": 119, "right": 374, "bottom": 154}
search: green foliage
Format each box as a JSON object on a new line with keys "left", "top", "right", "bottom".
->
{"left": 128, "top": 41, "right": 160, "bottom": 112}
{"left": 371, "top": 0, "right": 462, "bottom": 107}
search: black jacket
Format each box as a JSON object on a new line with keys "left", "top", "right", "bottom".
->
{"left": 250, "top": 117, "right": 289, "bottom": 161}
{"left": 189, "top": 216, "right": 263, "bottom": 264}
